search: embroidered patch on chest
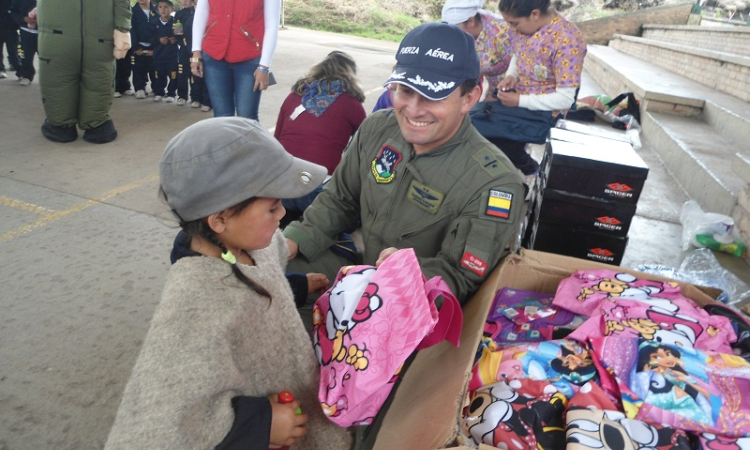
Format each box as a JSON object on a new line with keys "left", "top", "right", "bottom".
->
{"left": 486, "top": 189, "right": 513, "bottom": 219}
{"left": 461, "top": 251, "right": 488, "bottom": 276}
{"left": 407, "top": 180, "right": 444, "bottom": 214}
{"left": 371, "top": 145, "right": 403, "bottom": 184}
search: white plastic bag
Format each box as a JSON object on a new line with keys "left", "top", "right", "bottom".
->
{"left": 635, "top": 249, "right": 750, "bottom": 305}
{"left": 679, "top": 200, "right": 747, "bottom": 257}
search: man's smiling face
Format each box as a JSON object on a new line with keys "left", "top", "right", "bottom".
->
{"left": 391, "top": 83, "right": 479, "bottom": 155}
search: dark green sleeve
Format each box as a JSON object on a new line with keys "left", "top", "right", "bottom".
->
{"left": 113, "top": 0, "right": 131, "bottom": 32}
{"left": 419, "top": 177, "right": 525, "bottom": 304}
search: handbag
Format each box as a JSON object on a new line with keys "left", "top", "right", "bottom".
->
{"left": 312, "top": 248, "right": 463, "bottom": 427}
{"left": 605, "top": 92, "right": 640, "bottom": 125}
{"left": 469, "top": 101, "right": 556, "bottom": 144}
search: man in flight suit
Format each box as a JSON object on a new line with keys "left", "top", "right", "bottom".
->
{"left": 284, "top": 22, "right": 525, "bottom": 314}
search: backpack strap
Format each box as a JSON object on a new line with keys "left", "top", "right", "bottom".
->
{"left": 417, "top": 276, "right": 463, "bottom": 350}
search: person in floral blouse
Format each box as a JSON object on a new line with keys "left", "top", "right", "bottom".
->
{"left": 494, "top": 0, "right": 587, "bottom": 176}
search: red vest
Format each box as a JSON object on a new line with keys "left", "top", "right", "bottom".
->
{"left": 202, "top": 0, "right": 265, "bottom": 63}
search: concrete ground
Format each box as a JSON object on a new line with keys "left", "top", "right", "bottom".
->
{"left": 0, "top": 26, "right": 748, "bottom": 450}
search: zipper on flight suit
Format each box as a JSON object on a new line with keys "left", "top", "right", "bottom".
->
{"left": 377, "top": 149, "right": 416, "bottom": 245}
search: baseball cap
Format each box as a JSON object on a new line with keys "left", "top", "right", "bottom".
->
{"left": 383, "top": 22, "right": 480, "bottom": 101}
{"left": 441, "top": 0, "right": 485, "bottom": 24}
{"left": 159, "top": 117, "right": 327, "bottom": 222}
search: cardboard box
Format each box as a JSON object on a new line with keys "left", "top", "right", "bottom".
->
{"left": 532, "top": 221, "right": 629, "bottom": 266}
{"left": 538, "top": 188, "right": 637, "bottom": 237}
{"left": 545, "top": 136, "right": 649, "bottom": 205}
{"left": 362, "top": 250, "right": 718, "bottom": 450}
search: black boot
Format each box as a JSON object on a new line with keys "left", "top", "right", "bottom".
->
{"left": 41, "top": 120, "right": 78, "bottom": 143}
{"left": 82, "top": 119, "right": 118, "bottom": 144}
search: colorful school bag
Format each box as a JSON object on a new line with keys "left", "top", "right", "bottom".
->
{"left": 591, "top": 336, "right": 750, "bottom": 437}
{"left": 553, "top": 269, "right": 736, "bottom": 354}
{"left": 312, "top": 248, "right": 463, "bottom": 427}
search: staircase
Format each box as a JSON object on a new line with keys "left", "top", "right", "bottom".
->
{"left": 582, "top": 23, "right": 750, "bottom": 247}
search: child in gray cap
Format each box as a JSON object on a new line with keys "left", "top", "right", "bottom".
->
{"left": 104, "top": 117, "right": 353, "bottom": 450}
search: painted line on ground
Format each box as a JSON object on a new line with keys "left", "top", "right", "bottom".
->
{"left": 0, "top": 196, "right": 56, "bottom": 215}
{"left": 0, "top": 173, "right": 159, "bottom": 244}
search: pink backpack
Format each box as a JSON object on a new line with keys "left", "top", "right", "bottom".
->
{"left": 312, "top": 248, "right": 462, "bottom": 427}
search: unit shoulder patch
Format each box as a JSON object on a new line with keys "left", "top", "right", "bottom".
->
{"left": 371, "top": 144, "right": 403, "bottom": 184}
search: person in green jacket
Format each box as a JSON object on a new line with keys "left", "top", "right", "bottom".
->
{"left": 284, "top": 23, "right": 525, "bottom": 324}
{"left": 37, "top": 0, "right": 131, "bottom": 144}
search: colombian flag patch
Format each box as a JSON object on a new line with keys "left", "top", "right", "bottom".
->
{"left": 486, "top": 189, "right": 513, "bottom": 219}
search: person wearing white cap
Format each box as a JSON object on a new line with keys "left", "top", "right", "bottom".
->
{"left": 285, "top": 22, "right": 524, "bottom": 322}
{"left": 441, "top": 0, "right": 512, "bottom": 102}
{"left": 104, "top": 117, "right": 353, "bottom": 450}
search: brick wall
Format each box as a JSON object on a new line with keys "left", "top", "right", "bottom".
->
{"left": 577, "top": 2, "right": 694, "bottom": 45}
{"left": 643, "top": 25, "right": 750, "bottom": 56}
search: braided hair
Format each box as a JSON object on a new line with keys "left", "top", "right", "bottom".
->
{"left": 178, "top": 197, "right": 272, "bottom": 301}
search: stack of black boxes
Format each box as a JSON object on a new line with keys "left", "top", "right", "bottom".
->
{"left": 527, "top": 121, "right": 649, "bottom": 265}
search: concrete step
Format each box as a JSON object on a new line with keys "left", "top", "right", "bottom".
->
{"left": 585, "top": 45, "right": 750, "bottom": 146}
{"left": 585, "top": 44, "right": 705, "bottom": 115}
{"left": 641, "top": 111, "right": 744, "bottom": 216}
{"left": 609, "top": 34, "right": 750, "bottom": 103}
{"left": 642, "top": 24, "right": 750, "bottom": 57}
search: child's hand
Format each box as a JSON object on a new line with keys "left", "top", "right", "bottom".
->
{"left": 375, "top": 247, "right": 399, "bottom": 266}
{"left": 269, "top": 395, "right": 308, "bottom": 447}
{"left": 306, "top": 273, "right": 329, "bottom": 294}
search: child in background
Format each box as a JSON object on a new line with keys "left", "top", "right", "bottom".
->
{"left": 0, "top": 0, "right": 21, "bottom": 78}
{"left": 174, "top": 0, "right": 208, "bottom": 107}
{"left": 151, "top": 0, "right": 178, "bottom": 102}
{"left": 10, "top": 0, "right": 36, "bottom": 86}
{"left": 130, "top": 0, "right": 156, "bottom": 99}
{"left": 113, "top": 49, "right": 133, "bottom": 98}
{"left": 103, "top": 117, "right": 352, "bottom": 450}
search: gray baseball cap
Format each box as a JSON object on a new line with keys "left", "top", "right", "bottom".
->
{"left": 160, "top": 117, "right": 327, "bottom": 222}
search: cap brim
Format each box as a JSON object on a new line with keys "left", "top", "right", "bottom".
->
{"left": 384, "top": 66, "right": 463, "bottom": 101}
{"left": 255, "top": 156, "right": 328, "bottom": 200}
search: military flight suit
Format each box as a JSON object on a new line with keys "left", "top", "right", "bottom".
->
{"left": 285, "top": 109, "right": 525, "bottom": 304}
{"left": 37, "top": 0, "right": 131, "bottom": 130}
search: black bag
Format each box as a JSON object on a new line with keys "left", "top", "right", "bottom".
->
{"left": 469, "top": 101, "right": 557, "bottom": 144}
{"left": 605, "top": 92, "right": 640, "bottom": 125}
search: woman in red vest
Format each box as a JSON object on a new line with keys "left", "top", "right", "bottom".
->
{"left": 190, "top": 0, "right": 280, "bottom": 119}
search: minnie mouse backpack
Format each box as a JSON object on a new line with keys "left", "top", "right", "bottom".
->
{"left": 311, "top": 248, "right": 463, "bottom": 427}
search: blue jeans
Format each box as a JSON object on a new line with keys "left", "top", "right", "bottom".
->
{"left": 202, "top": 52, "right": 261, "bottom": 119}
